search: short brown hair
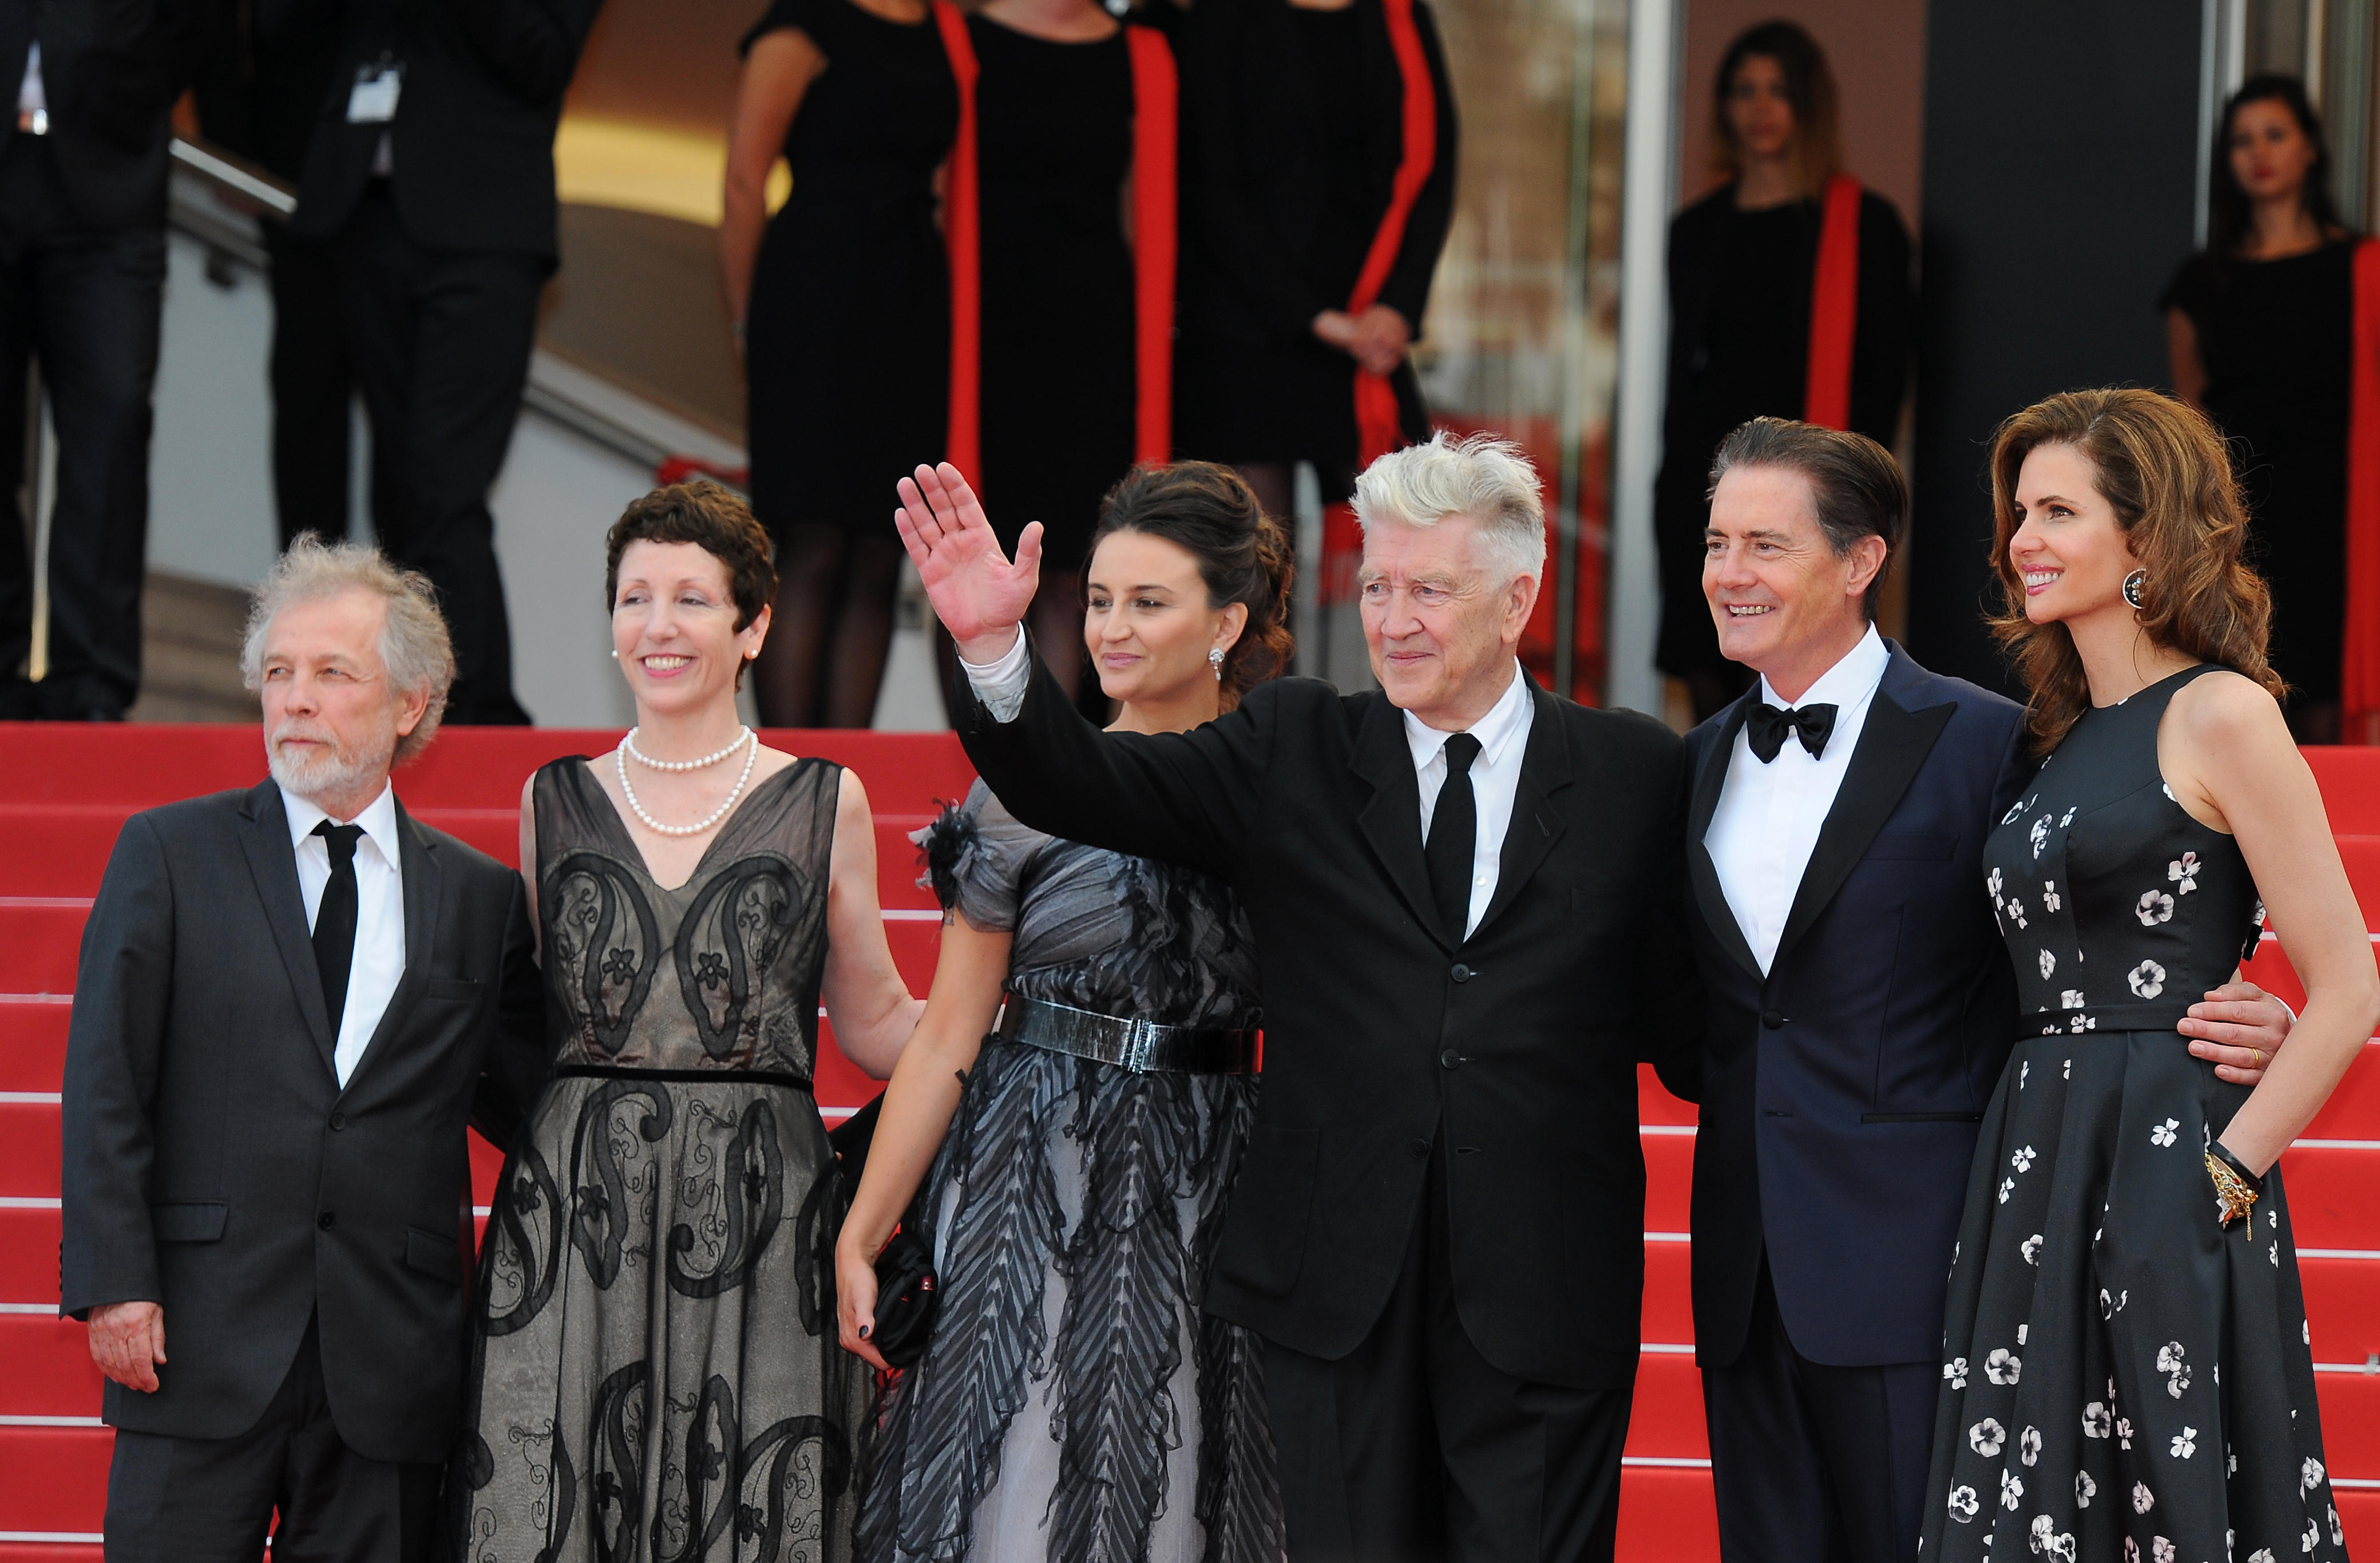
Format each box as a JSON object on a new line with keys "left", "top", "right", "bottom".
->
{"left": 1711, "top": 20, "right": 1842, "bottom": 197}
{"left": 1706, "top": 417, "right": 1906, "bottom": 620}
{"left": 604, "top": 480, "right": 778, "bottom": 631}
{"left": 1986, "top": 388, "right": 2281, "bottom": 753}
{"left": 1090, "top": 462, "right": 1295, "bottom": 710}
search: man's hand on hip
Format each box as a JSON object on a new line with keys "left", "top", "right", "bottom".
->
{"left": 893, "top": 462, "right": 1037, "bottom": 662}
{"left": 88, "top": 1300, "right": 165, "bottom": 1392}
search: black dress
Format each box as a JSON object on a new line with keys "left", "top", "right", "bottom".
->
{"left": 1653, "top": 184, "right": 1911, "bottom": 682}
{"left": 742, "top": 0, "right": 956, "bottom": 540}
{"left": 1922, "top": 667, "right": 2346, "bottom": 1563}
{"left": 856, "top": 780, "right": 1280, "bottom": 1563}
{"left": 2162, "top": 243, "right": 2353, "bottom": 707}
{"left": 453, "top": 760, "right": 865, "bottom": 1563}
{"left": 1173, "top": 0, "right": 1455, "bottom": 476}
{"left": 973, "top": 16, "right": 1136, "bottom": 572}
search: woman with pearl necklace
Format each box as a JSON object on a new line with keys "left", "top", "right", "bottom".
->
{"left": 450, "top": 479, "right": 922, "bottom": 1563}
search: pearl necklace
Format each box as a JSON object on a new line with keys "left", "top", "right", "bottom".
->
{"left": 616, "top": 727, "right": 758, "bottom": 837}
{"left": 623, "top": 725, "right": 751, "bottom": 772}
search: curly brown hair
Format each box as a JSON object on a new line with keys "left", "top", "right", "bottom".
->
{"left": 604, "top": 480, "right": 779, "bottom": 631}
{"left": 1088, "top": 463, "right": 1295, "bottom": 710}
{"left": 1986, "top": 387, "right": 2281, "bottom": 754}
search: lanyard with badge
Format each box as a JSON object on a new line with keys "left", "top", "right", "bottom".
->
{"left": 347, "top": 53, "right": 404, "bottom": 124}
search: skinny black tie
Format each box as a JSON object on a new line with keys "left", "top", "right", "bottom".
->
{"left": 1425, "top": 733, "right": 1483, "bottom": 942}
{"left": 1745, "top": 701, "right": 1839, "bottom": 763}
{"left": 312, "top": 821, "right": 364, "bottom": 1030}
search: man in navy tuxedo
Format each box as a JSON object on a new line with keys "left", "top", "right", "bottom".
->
{"left": 1678, "top": 417, "right": 2294, "bottom": 1563}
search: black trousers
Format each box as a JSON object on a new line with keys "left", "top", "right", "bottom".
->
{"left": 102, "top": 1316, "right": 442, "bottom": 1563}
{"left": 267, "top": 224, "right": 363, "bottom": 549}
{"left": 329, "top": 183, "right": 545, "bottom": 725}
{"left": 0, "top": 135, "right": 165, "bottom": 718}
{"left": 1262, "top": 1139, "right": 1634, "bottom": 1563}
{"left": 1702, "top": 1257, "right": 1935, "bottom": 1563}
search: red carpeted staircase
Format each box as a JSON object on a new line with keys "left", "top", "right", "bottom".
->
{"left": 0, "top": 725, "right": 2373, "bottom": 1560}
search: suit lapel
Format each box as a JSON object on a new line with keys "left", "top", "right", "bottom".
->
{"left": 237, "top": 779, "right": 337, "bottom": 1074}
{"left": 1770, "top": 667, "right": 1955, "bottom": 973}
{"left": 1468, "top": 683, "right": 1571, "bottom": 943}
{"left": 1350, "top": 694, "right": 1452, "bottom": 952}
{"left": 1687, "top": 693, "right": 1764, "bottom": 981}
{"left": 339, "top": 800, "right": 441, "bottom": 1095}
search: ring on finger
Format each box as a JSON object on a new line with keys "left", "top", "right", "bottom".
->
{"left": 2250, "top": 1047, "right": 2264, "bottom": 1069}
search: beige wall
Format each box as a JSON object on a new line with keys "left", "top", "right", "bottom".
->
{"left": 1677, "top": 0, "right": 1928, "bottom": 226}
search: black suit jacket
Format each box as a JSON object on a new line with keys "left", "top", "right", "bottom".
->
{"left": 270, "top": 0, "right": 602, "bottom": 258}
{"left": 1682, "top": 644, "right": 2029, "bottom": 1370}
{"left": 0, "top": 0, "right": 216, "bottom": 232}
{"left": 957, "top": 655, "right": 1697, "bottom": 1389}
{"left": 60, "top": 779, "right": 547, "bottom": 1463}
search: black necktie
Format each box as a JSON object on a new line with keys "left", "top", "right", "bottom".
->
{"left": 312, "top": 820, "right": 364, "bottom": 1030}
{"left": 1425, "top": 732, "right": 1483, "bottom": 941}
{"left": 1745, "top": 702, "right": 1839, "bottom": 764}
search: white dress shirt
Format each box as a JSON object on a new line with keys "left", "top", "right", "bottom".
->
{"left": 960, "top": 636, "right": 1533, "bottom": 939}
{"left": 282, "top": 782, "right": 407, "bottom": 1087}
{"left": 1405, "top": 660, "right": 1531, "bottom": 939}
{"left": 1703, "top": 624, "right": 1890, "bottom": 974}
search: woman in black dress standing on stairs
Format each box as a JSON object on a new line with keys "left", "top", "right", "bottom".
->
{"left": 723, "top": 0, "right": 957, "bottom": 727}
{"left": 1173, "top": 0, "right": 1457, "bottom": 524}
{"left": 1922, "top": 389, "right": 2377, "bottom": 1563}
{"left": 2164, "top": 75, "right": 2354, "bottom": 743}
{"left": 1655, "top": 21, "right": 1910, "bottom": 721}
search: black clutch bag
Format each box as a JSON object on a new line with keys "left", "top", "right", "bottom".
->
{"left": 826, "top": 1094, "right": 941, "bottom": 1368}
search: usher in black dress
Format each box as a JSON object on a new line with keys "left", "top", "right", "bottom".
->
{"left": 742, "top": 0, "right": 957, "bottom": 538}
{"left": 2162, "top": 243, "right": 2353, "bottom": 712}
{"left": 971, "top": 15, "right": 1137, "bottom": 572}
{"left": 1922, "top": 667, "right": 2346, "bottom": 1563}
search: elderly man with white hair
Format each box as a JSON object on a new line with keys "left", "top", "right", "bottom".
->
{"left": 893, "top": 438, "right": 1697, "bottom": 1563}
{"left": 59, "top": 537, "right": 547, "bottom": 1563}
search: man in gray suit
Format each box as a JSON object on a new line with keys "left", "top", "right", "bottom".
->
{"left": 59, "top": 537, "right": 547, "bottom": 1562}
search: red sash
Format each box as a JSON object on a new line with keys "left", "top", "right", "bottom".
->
{"left": 2345, "top": 238, "right": 2380, "bottom": 740}
{"left": 933, "top": 8, "right": 1178, "bottom": 498}
{"left": 1321, "top": 0, "right": 1438, "bottom": 599}
{"left": 1801, "top": 173, "right": 1862, "bottom": 431}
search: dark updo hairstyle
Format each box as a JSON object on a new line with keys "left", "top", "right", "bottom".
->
{"left": 2208, "top": 74, "right": 2346, "bottom": 262}
{"left": 1710, "top": 19, "right": 1841, "bottom": 196}
{"left": 1087, "top": 462, "right": 1294, "bottom": 710}
{"left": 604, "top": 480, "right": 779, "bottom": 686}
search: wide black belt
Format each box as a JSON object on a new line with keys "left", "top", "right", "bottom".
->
{"left": 993, "top": 994, "right": 1255, "bottom": 1075}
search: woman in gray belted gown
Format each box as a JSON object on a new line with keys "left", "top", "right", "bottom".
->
{"left": 836, "top": 462, "right": 1294, "bottom": 1563}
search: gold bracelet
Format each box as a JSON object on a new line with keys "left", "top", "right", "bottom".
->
{"left": 2205, "top": 1150, "right": 2259, "bottom": 1228}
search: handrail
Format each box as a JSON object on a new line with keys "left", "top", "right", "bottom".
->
{"left": 168, "top": 137, "right": 297, "bottom": 217}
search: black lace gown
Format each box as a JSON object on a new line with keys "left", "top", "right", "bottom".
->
{"left": 856, "top": 779, "right": 1282, "bottom": 1563}
{"left": 454, "top": 759, "right": 864, "bottom": 1563}
{"left": 1922, "top": 667, "right": 2346, "bottom": 1562}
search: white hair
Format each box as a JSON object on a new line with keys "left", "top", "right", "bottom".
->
{"left": 240, "top": 536, "right": 456, "bottom": 763}
{"left": 1353, "top": 432, "right": 1548, "bottom": 584}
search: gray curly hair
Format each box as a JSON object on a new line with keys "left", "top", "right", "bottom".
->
{"left": 1353, "top": 431, "right": 1548, "bottom": 585}
{"left": 239, "top": 536, "right": 456, "bottom": 763}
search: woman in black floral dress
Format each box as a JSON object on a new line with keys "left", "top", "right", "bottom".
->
{"left": 453, "top": 483, "right": 925, "bottom": 1562}
{"left": 1923, "top": 389, "right": 2380, "bottom": 1562}
{"left": 837, "top": 464, "right": 1294, "bottom": 1563}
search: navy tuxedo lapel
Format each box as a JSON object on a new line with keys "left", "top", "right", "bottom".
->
{"left": 1468, "top": 683, "right": 1571, "bottom": 944}
{"left": 1687, "top": 693, "right": 1763, "bottom": 980}
{"left": 1349, "top": 694, "right": 1452, "bottom": 952}
{"left": 1771, "top": 654, "right": 1955, "bottom": 974}
{"left": 340, "top": 801, "right": 442, "bottom": 1094}
{"left": 236, "top": 779, "right": 338, "bottom": 1073}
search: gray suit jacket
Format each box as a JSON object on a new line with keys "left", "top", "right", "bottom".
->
{"left": 60, "top": 777, "right": 546, "bottom": 1463}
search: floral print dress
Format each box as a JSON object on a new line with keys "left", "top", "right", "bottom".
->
{"left": 1921, "top": 666, "right": 2346, "bottom": 1563}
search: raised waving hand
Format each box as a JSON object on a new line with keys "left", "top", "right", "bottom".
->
{"left": 893, "top": 463, "right": 1042, "bottom": 659}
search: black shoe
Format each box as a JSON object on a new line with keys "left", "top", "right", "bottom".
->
{"left": 0, "top": 678, "right": 35, "bottom": 720}
{"left": 33, "top": 678, "right": 128, "bottom": 722}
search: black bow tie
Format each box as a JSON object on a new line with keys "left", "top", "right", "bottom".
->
{"left": 1745, "top": 701, "right": 1839, "bottom": 763}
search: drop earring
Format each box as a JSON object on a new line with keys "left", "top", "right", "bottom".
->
{"left": 2121, "top": 569, "right": 2148, "bottom": 611}
{"left": 1209, "top": 647, "right": 1225, "bottom": 680}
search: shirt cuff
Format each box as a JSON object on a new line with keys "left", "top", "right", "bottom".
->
{"left": 958, "top": 630, "right": 1031, "bottom": 722}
